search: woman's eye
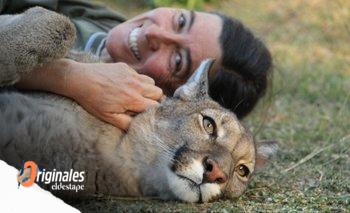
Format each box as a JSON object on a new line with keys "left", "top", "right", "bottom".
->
{"left": 178, "top": 13, "right": 186, "bottom": 30}
{"left": 174, "top": 52, "right": 182, "bottom": 72}
{"left": 236, "top": 165, "right": 250, "bottom": 177}
{"left": 203, "top": 116, "right": 216, "bottom": 136}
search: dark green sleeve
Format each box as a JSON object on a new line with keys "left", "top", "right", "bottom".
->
{"left": 0, "top": 0, "right": 126, "bottom": 51}
{"left": 58, "top": 0, "right": 126, "bottom": 29}
{"left": 0, "top": 0, "right": 126, "bottom": 26}
{"left": 0, "top": 0, "right": 5, "bottom": 13}
{"left": 57, "top": 0, "right": 126, "bottom": 50}
{"left": 0, "top": 0, "right": 59, "bottom": 14}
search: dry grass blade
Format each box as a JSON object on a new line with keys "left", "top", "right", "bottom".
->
{"left": 283, "top": 135, "right": 349, "bottom": 173}
{"left": 283, "top": 144, "right": 334, "bottom": 173}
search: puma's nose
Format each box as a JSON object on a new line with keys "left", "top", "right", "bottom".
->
{"left": 203, "top": 158, "right": 228, "bottom": 184}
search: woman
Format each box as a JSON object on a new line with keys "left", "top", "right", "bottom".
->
{"left": 1, "top": 0, "right": 272, "bottom": 130}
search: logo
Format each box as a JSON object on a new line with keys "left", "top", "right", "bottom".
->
{"left": 17, "top": 161, "right": 37, "bottom": 187}
{"left": 17, "top": 161, "right": 85, "bottom": 192}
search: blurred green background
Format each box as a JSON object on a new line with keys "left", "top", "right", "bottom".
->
{"left": 78, "top": 0, "right": 349, "bottom": 211}
{"left": 97, "top": 0, "right": 220, "bottom": 10}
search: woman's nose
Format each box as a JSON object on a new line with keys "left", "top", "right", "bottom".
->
{"left": 145, "top": 25, "right": 181, "bottom": 51}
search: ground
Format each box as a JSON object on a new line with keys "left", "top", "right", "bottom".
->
{"left": 73, "top": 0, "right": 350, "bottom": 212}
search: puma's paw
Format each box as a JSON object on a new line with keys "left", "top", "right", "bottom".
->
{"left": 20, "top": 7, "right": 77, "bottom": 63}
{"left": 24, "top": 7, "right": 76, "bottom": 62}
{"left": 0, "top": 6, "right": 76, "bottom": 78}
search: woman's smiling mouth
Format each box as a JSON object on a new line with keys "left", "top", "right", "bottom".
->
{"left": 128, "top": 26, "right": 142, "bottom": 61}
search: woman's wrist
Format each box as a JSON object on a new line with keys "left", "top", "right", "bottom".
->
{"left": 60, "top": 59, "right": 84, "bottom": 100}
{"left": 65, "top": 61, "right": 101, "bottom": 104}
{"left": 15, "top": 58, "right": 81, "bottom": 100}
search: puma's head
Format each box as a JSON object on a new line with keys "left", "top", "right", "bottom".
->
{"left": 129, "top": 59, "right": 277, "bottom": 202}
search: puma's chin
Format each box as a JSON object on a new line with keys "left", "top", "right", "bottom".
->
{"left": 165, "top": 168, "right": 222, "bottom": 203}
{"left": 199, "top": 183, "right": 222, "bottom": 202}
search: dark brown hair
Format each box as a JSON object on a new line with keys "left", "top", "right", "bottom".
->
{"left": 209, "top": 13, "right": 272, "bottom": 119}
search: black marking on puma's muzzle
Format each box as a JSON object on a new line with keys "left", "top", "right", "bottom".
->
{"left": 198, "top": 188, "right": 203, "bottom": 203}
{"left": 170, "top": 144, "right": 188, "bottom": 172}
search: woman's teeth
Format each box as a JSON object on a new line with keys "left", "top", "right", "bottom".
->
{"left": 128, "top": 27, "right": 141, "bottom": 60}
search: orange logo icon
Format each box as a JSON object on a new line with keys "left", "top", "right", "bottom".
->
{"left": 17, "top": 161, "right": 38, "bottom": 187}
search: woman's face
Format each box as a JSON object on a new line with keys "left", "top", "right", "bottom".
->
{"left": 105, "top": 7, "right": 222, "bottom": 93}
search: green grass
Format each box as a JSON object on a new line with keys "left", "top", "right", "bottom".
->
{"left": 79, "top": 0, "right": 350, "bottom": 211}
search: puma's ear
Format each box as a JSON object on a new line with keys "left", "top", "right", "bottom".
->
{"left": 173, "top": 59, "right": 214, "bottom": 101}
{"left": 255, "top": 140, "right": 278, "bottom": 171}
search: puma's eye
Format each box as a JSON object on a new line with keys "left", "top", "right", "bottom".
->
{"left": 236, "top": 165, "right": 250, "bottom": 177}
{"left": 203, "top": 116, "right": 216, "bottom": 136}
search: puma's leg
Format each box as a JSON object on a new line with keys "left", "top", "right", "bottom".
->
{"left": 0, "top": 6, "right": 76, "bottom": 86}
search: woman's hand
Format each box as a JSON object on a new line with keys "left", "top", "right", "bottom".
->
{"left": 16, "top": 59, "right": 163, "bottom": 130}
{"left": 69, "top": 62, "right": 163, "bottom": 130}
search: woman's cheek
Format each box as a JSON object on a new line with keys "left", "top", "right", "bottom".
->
{"left": 140, "top": 61, "right": 170, "bottom": 85}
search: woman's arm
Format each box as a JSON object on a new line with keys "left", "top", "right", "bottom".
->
{"left": 16, "top": 59, "right": 163, "bottom": 130}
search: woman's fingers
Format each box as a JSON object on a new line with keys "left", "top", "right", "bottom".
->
{"left": 126, "top": 95, "right": 159, "bottom": 113}
{"left": 68, "top": 62, "right": 166, "bottom": 130}
{"left": 137, "top": 74, "right": 155, "bottom": 85}
{"left": 134, "top": 73, "right": 163, "bottom": 101}
{"left": 141, "top": 83, "right": 164, "bottom": 101}
{"left": 106, "top": 113, "right": 133, "bottom": 130}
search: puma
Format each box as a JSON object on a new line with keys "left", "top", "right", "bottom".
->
{"left": 0, "top": 7, "right": 276, "bottom": 203}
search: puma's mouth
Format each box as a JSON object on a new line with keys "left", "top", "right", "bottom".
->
{"left": 176, "top": 174, "right": 203, "bottom": 202}
{"left": 177, "top": 174, "right": 201, "bottom": 186}
{"left": 168, "top": 158, "right": 222, "bottom": 202}
{"left": 166, "top": 144, "right": 223, "bottom": 202}
{"left": 175, "top": 159, "right": 204, "bottom": 185}
{"left": 167, "top": 168, "right": 222, "bottom": 203}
